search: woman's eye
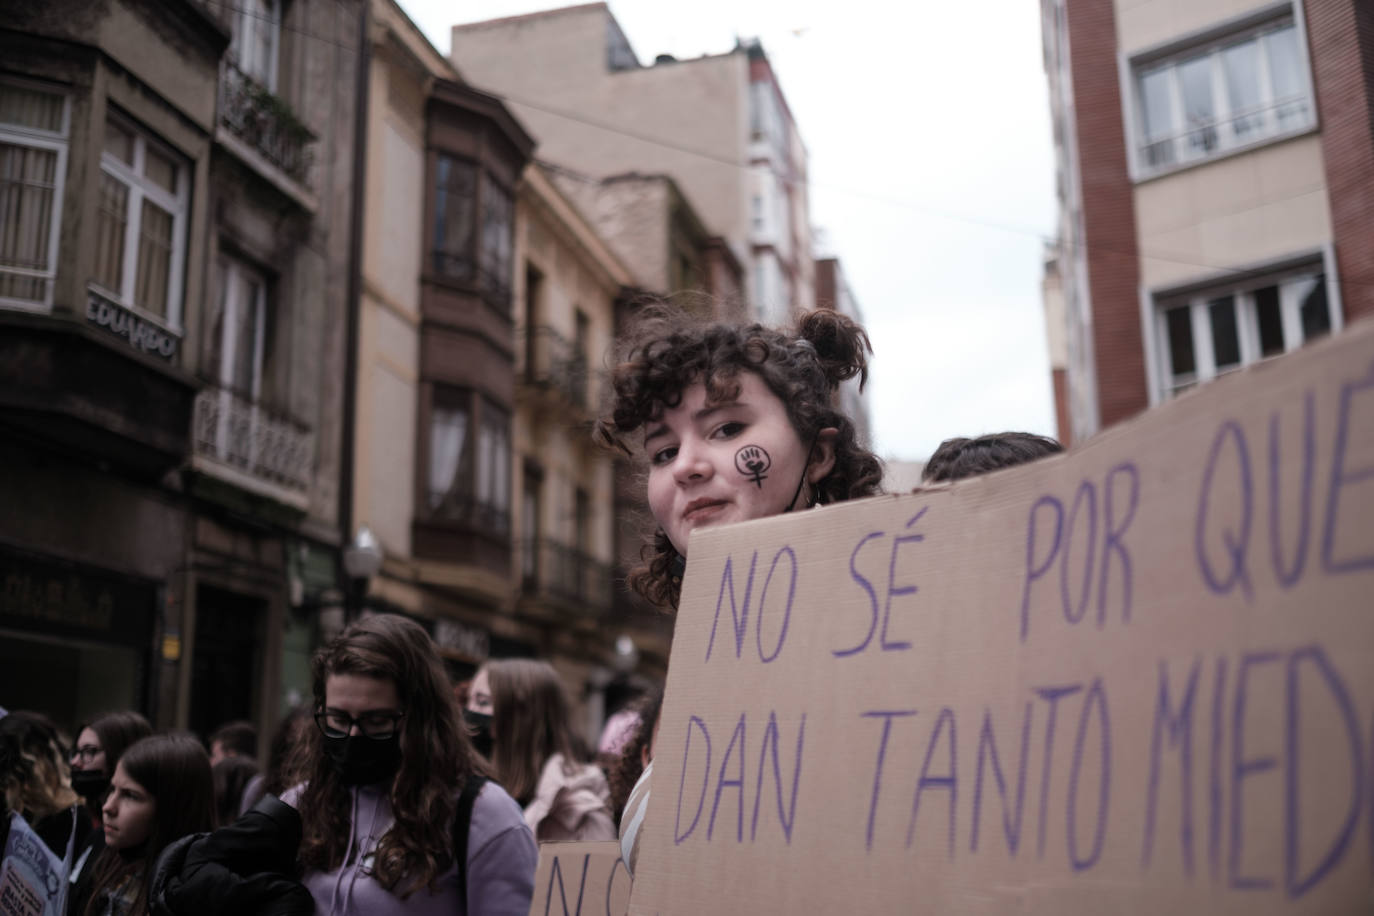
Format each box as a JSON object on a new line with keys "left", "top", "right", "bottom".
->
{"left": 651, "top": 446, "right": 677, "bottom": 466}
{"left": 712, "top": 421, "right": 746, "bottom": 439}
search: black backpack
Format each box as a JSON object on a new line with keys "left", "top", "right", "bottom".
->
{"left": 451, "top": 775, "right": 488, "bottom": 904}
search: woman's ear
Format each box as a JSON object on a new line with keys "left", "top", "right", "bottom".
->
{"left": 806, "top": 427, "right": 840, "bottom": 484}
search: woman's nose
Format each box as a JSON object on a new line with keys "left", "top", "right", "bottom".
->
{"left": 672, "top": 440, "right": 712, "bottom": 482}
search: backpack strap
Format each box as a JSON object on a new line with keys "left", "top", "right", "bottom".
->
{"left": 452, "top": 774, "right": 488, "bottom": 906}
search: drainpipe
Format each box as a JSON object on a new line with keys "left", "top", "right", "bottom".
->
{"left": 339, "top": 0, "right": 371, "bottom": 595}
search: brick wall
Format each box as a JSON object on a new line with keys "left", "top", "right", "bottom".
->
{"left": 1308, "top": 0, "right": 1374, "bottom": 322}
{"left": 1065, "top": 0, "right": 1147, "bottom": 429}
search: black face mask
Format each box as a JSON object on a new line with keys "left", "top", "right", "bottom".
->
{"left": 323, "top": 733, "right": 403, "bottom": 786}
{"left": 462, "top": 709, "right": 493, "bottom": 759}
{"left": 71, "top": 769, "right": 110, "bottom": 804}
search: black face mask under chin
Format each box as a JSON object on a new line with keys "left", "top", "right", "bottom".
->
{"left": 462, "top": 709, "right": 494, "bottom": 759}
{"left": 323, "top": 733, "right": 403, "bottom": 787}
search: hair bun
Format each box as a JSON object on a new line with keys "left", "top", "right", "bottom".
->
{"left": 796, "top": 308, "right": 872, "bottom": 391}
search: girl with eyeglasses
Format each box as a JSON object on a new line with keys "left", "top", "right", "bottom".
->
{"left": 284, "top": 614, "right": 537, "bottom": 916}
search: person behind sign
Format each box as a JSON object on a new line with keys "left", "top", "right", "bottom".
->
{"left": 464, "top": 659, "right": 615, "bottom": 842}
{"left": 920, "top": 432, "right": 1064, "bottom": 483}
{"left": 284, "top": 613, "right": 537, "bottom": 916}
{"left": 594, "top": 304, "right": 883, "bottom": 872}
{"left": 67, "top": 711, "right": 153, "bottom": 887}
{"left": 71, "top": 733, "right": 214, "bottom": 916}
{"left": 0, "top": 711, "right": 90, "bottom": 864}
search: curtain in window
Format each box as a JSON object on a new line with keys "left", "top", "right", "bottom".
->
{"left": 0, "top": 142, "right": 56, "bottom": 302}
{"left": 94, "top": 172, "right": 128, "bottom": 293}
{"left": 479, "top": 181, "right": 512, "bottom": 296}
{"left": 429, "top": 406, "right": 468, "bottom": 510}
{"left": 135, "top": 199, "right": 173, "bottom": 317}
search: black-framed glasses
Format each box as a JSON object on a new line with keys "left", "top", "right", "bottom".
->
{"left": 71, "top": 745, "right": 102, "bottom": 762}
{"left": 314, "top": 709, "right": 405, "bottom": 740}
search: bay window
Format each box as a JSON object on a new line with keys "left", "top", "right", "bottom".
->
{"left": 93, "top": 113, "right": 189, "bottom": 327}
{"left": 426, "top": 387, "right": 510, "bottom": 533}
{"left": 0, "top": 79, "right": 68, "bottom": 310}
{"left": 431, "top": 153, "right": 513, "bottom": 302}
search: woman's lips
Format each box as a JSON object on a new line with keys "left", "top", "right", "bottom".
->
{"left": 683, "top": 498, "right": 728, "bottom": 522}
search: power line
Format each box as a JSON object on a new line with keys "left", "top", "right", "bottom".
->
{"left": 200, "top": 2, "right": 1371, "bottom": 293}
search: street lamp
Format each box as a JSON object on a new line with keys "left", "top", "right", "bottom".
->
{"left": 342, "top": 525, "right": 383, "bottom": 620}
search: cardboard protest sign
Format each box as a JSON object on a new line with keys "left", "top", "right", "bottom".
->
{"left": 629, "top": 320, "right": 1374, "bottom": 913}
{"left": 527, "top": 841, "right": 630, "bottom": 916}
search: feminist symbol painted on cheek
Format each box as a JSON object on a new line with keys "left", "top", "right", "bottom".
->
{"left": 735, "top": 445, "right": 772, "bottom": 489}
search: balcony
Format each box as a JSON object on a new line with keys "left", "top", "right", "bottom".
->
{"left": 191, "top": 386, "right": 314, "bottom": 509}
{"left": 521, "top": 537, "right": 612, "bottom": 615}
{"left": 521, "top": 325, "right": 588, "bottom": 410}
{"left": 217, "top": 63, "right": 316, "bottom": 204}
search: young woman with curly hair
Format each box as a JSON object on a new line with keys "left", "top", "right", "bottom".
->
{"left": 284, "top": 613, "right": 536, "bottom": 916}
{"left": 593, "top": 304, "right": 884, "bottom": 872}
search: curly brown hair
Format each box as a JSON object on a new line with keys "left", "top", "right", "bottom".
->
{"left": 295, "top": 614, "right": 481, "bottom": 898}
{"left": 595, "top": 305, "right": 883, "bottom": 608}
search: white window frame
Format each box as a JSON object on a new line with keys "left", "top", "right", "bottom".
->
{"left": 0, "top": 78, "right": 70, "bottom": 313}
{"left": 93, "top": 110, "right": 190, "bottom": 332}
{"left": 1120, "top": 1, "right": 1318, "bottom": 181}
{"left": 1150, "top": 249, "right": 1342, "bottom": 402}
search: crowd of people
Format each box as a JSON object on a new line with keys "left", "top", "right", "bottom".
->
{"left": 2, "top": 305, "right": 1064, "bottom": 914}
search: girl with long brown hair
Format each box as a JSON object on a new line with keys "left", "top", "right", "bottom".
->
{"left": 73, "top": 734, "right": 214, "bottom": 916}
{"left": 285, "top": 613, "right": 536, "bottom": 916}
{"left": 464, "top": 659, "right": 615, "bottom": 842}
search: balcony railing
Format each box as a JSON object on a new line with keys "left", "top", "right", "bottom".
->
{"left": 192, "top": 386, "right": 314, "bottom": 504}
{"left": 1138, "top": 95, "right": 1313, "bottom": 173}
{"left": 521, "top": 537, "right": 612, "bottom": 613}
{"left": 218, "top": 63, "right": 316, "bottom": 186}
{"left": 523, "top": 325, "right": 588, "bottom": 409}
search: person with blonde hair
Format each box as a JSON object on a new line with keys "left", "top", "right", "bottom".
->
{"left": 465, "top": 659, "right": 615, "bottom": 843}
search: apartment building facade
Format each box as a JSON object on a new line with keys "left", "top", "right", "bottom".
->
{"left": 1042, "top": 0, "right": 1373, "bottom": 442}
{"left": 450, "top": 3, "right": 813, "bottom": 323}
{"left": 0, "top": 0, "right": 364, "bottom": 737}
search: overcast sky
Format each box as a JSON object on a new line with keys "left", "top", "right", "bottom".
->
{"left": 399, "top": 0, "right": 1058, "bottom": 463}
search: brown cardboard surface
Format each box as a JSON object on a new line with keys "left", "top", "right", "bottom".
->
{"left": 528, "top": 841, "right": 631, "bottom": 916}
{"left": 628, "top": 320, "right": 1374, "bottom": 913}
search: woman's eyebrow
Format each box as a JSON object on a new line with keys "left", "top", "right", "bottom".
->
{"left": 694, "top": 400, "right": 744, "bottom": 421}
{"left": 644, "top": 423, "right": 669, "bottom": 444}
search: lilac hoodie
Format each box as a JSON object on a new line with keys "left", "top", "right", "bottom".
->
{"left": 282, "top": 781, "right": 537, "bottom": 916}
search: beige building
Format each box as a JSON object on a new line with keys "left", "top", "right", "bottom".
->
{"left": 451, "top": 4, "right": 813, "bottom": 323}
{"left": 352, "top": 0, "right": 660, "bottom": 734}
{"left": 1042, "top": 0, "right": 1370, "bottom": 441}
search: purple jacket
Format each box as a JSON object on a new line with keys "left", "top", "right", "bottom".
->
{"left": 282, "top": 781, "right": 537, "bottom": 916}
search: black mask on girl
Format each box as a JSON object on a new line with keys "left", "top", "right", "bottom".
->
{"left": 71, "top": 769, "right": 110, "bottom": 804}
{"left": 462, "top": 709, "right": 493, "bottom": 759}
{"left": 323, "top": 733, "right": 403, "bottom": 786}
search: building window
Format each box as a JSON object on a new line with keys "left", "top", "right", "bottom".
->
{"left": 521, "top": 464, "right": 542, "bottom": 587}
{"left": 432, "top": 154, "right": 514, "bottom": 303}
{"left": 93, "top": 114, "right": 189, "bottom": 327}
{"left": 224, "top": 0, "right": 280, "bottom": 90}
{"left": 206, "top": 255, "right": 271, "bottom": 398}
{"left": 426, "top": 388, "right": 510, "bottom": 534}
{"left": 1133, "top": 16, "right": 1313, "bottom": 175}
{"left": 0, "top": 80, "right": 68, "bottom": 310}
{"left": 1156, "top": 264, "right": 1335, "bottom": 397}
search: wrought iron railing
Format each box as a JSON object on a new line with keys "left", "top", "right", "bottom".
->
{"left": 521, "top": 537, "right": 612, "bottom": 612}
{"left": 425, "top": 488, "right": 511, "bottom": 535}
{"left": 192, "top": 386, "right": 314, "bottom": 498}
{"left": 218, "top": 63, "right": 316, "bottom": 186}
{"left": 523, "top": 325, "right": 588, "bottom": 408}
